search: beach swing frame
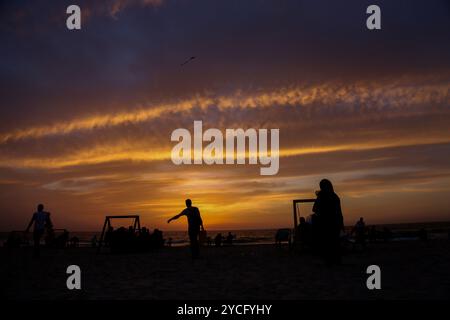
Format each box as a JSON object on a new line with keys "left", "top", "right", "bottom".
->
{"left": 292, "top": 199, "right": 315, "bottom": 244}
{"left": 97, "top": 215, "right": 141, "bottom": 252}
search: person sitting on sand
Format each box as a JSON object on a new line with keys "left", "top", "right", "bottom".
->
{"left": 55, "top": 230, "right": 69, "bottom": 248}
{"left": 298, "top": 217, "right": 312, "bottom": 246}
{"left": 167, "top": 199, "right": 205, "bottom": 258}
{"left": 25, "top": 204, "right": 53, "bottom": 257}
{"left": 151, "top": 228, "right": 165, "bottom": 249}
{"left": 91, "top": 235, "right": 98, "bottom": 248}
{"left": 215, "top": 233, "right": 223, "bottom": 247}
{"left": 225, "top": 232, "right": 234, "bottom": 245}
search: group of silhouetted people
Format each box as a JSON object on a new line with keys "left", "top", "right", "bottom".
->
{"left": 104, "top": 225, "right": 164, "bottom": 254}
{"left": 294, "top": 180, "right": 384, "bottom": 264}
{"left": 208, "top": 232, "right": 234, "bottom": 247}
{"left": 293, "top": 179, "right": 352, "bottom": 265}
{"left": 294, "top": 179, "right": 432, "bottom": 265}
{"left": 17, "top": 180, "right": 443, "bottom": 263}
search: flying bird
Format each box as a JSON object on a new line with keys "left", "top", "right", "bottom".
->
{"left": 181, "top": 56, "right": 196, "bottom": 66}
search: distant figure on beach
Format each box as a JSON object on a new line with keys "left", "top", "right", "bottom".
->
{"left": 275, "top": 228, "right": 291, "bottom": 247}
{"left": 54, "top": 230, "right": 69, "bottom": 248}
{"left": 91, "top": 235, "right": 98, "bottom": 248}
{"left": 298, "top": 217, "right": 312, "bottom": 246}
{"left": 25, "top": 204, "right": 53, "bottom": 257}
{"left": 215, "top": 233, "right": 223, "bottom": 247}
{"left": 225, "top": 232, "right": 234, "bottom": 245}
{"left": 199, "top": 229, "right": 207, "bottom": 246}
{"left": 138, "top": 227, "right": 150, "bottom": 251}
{"left": 312, "top": 179, "right": 344, "bottom": 265}
{"left": 168, "top": 199, "right": 204, "bottom": 258}
{"left": 151, "top": 228, "right": 165, "bottom": 248}
{"left": 352, "top": 217, "right": 366, "bottom": 250}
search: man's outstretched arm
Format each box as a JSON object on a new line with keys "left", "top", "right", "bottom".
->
{"left": 167, "top": 212, "right": 184, "bottom": 223}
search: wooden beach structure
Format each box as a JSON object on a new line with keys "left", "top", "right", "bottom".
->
{"left": 292, "top": 198, "right": 315, "bottom": 245}
{"left": 97, "top": 215, "right": 141, "bottom": 252}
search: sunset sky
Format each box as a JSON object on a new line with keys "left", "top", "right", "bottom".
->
{"left": 0, "top": 0, "right": 449, "bottom": 231}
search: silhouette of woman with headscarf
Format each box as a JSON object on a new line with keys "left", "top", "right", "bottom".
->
{"left": 312, "top": 179, "right": 344, "bottom": 265}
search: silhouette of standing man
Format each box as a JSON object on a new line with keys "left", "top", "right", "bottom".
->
{"left": 168, "top": 199, "right": 204, "bottom": 258}
{"left": 25, "top": 204, "right": 52, "bottom": 257}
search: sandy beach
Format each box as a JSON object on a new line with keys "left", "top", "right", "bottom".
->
{"left": 2, "top": 239, "right": 449, "bottom": 300}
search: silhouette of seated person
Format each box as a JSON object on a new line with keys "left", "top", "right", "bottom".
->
{"left": 151, "top": 228, "right": 165, "bottom": 249}
{"left": 25, "top": 204, "right": 53, "bottom": 257}
{"left": 225, "top": 232, "right": 234, "bottom": 245}
{"left": 352, "top": 217, "right": 366, "bottom": 249}
{"left": 127, "top": 226, "right": 136, "bottom": 248}
{"left": 275, "top": 229, "right": 290, "bottom": 246}
{"left": 110, "top": 227, "right": 128, "bottom": 253}
{"left": 297, "top": 217, "right": 312, "bottom": 246}
{"left": 55, "top": 230, "right": 69, "bottom": 248}
{"left": 168, "top": 199, "right": 204, "bottom": 258}
{"left": 91, "top": 235, "right": 98, "bottom": 248}
{"left": 138, "top": 227, "right": 151, "bottom": 251}
{"left": 215, "top": 233, "right": 223, "bottom": 247}
{"left": 199, "top": 228, "right": 207, "bottom": 246}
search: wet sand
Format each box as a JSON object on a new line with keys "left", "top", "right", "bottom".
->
{"left": 1, "top": 240, "right": 449, "bottom": 300}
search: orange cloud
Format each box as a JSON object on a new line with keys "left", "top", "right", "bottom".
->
{"left": 1, "top": 134, "right": 450, "bottom": 169}
{"left": 0, "top": 77, "right": 447, "bottom": 145}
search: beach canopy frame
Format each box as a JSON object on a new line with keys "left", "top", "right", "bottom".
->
{"left": 292, "top": 198, "right": 315, "bottom": 237}
{"left": 97, "top": 215, "right": 141, "bottom": 252}
{"left": 292, "top": 199, "right": 315, "bottom": 247}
